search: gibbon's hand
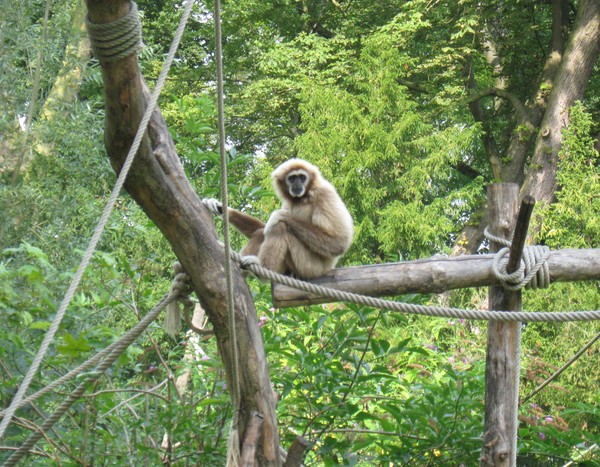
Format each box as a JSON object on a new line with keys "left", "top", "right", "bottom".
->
{"left": 264, "top": 209, "right": 289, "bottom": 235}
{"left": 202, "top": 198, "right": 223, "bottom": 216}
{"left": 239, "top": 255, "right": 260, "bottom": 269}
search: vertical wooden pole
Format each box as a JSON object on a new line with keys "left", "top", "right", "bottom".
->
{"left": 481, "top": 183, "right": 520, "bottom": 466}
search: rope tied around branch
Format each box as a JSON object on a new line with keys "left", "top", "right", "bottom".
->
{"left": 165, "top": 262, "right": 193, "bottom": 337}
{"left": 86, "top": 2, "right": 143, "bottom": 62}
{"left": 484, "top": 227, "right": 551, "bottom": 291}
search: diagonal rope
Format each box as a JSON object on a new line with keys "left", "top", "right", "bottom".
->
{"left": 521, "top": 329, "right": 600, "bottom": 404}
{"left": 0, "top": 0, "right": 194, "bottom": 440}
{"left": 2, "top": 272, "right": 188, "bottom": 466}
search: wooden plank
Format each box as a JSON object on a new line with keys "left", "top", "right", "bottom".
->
{"left": 272, "top": 248, "right": 600, "bottom": 307}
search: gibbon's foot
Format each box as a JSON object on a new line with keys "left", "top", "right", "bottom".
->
{"left": 202, "top": 198, "right": 223, "bottom": 216}
{"left": 239, "top": 255, "right": 260, "bottom": 270}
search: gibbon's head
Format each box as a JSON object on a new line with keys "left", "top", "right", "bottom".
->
{"left": 272, "top": 158, "right": 320, "bottom": 201}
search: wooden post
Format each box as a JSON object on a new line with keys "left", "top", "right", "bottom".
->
{"left": 481, "top": 183, "right": 521, "bottom": 466}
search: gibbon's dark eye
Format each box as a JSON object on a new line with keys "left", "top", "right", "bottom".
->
{"left": 288, "top": 173, "right": 308, "bottom": 185}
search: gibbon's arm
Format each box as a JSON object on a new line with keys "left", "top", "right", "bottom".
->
{"left": 283, "top": 216, "right": 350, "bottom": 258}
{"left": 202, "top": 198, "right": 265, "bottom": 239}
{"left": 228, "top": 209, "right": 265, "bottom": 238}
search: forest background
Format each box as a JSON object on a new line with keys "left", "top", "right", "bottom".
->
{"left": 0, "top": 0, "right": 599, "bottom": 465}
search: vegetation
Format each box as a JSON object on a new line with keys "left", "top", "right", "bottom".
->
{"left": 0, "top": 0, "right": 599, "bottom": 465}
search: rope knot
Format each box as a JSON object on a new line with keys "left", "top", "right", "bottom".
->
{"left": 165, "top": 262, "right": 193, "bottom": 337}
{"left": 86, "top": 2, "right": 143, "bottom": 62}
{"left": 485, "top": 227, "right": 551, "bottom": 291}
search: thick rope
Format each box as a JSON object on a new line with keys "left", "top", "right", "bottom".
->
{"left": 212, "top": 1, "right": 242, "bottom": 465}
{"left": 86, "top": 2, "right": 143, "bottom": 62}
{"left": 484, "top": 227, "right": 551, "bottom": 291}
{"left": 2, "top": 271, "right": 189, "bottom": 466}
{"left": 0, "top": 0, "right": 194, "bottom": 440}
{"left": 227, "top": 250, "right": 600, "bottom": 322}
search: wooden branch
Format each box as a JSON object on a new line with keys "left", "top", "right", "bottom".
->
{"left": 467, "top": 87, "right": 531, "bottom": 124}
{"left": 85, "top": 1, "right": 279, "bottom": 464}
{"left": 283, "top": 437, "right": 309, "bottom": 467}
{"left": 396, "top": 78, "right": 426, "bottom": 93}
{"left": 521, "top": 0, "right": 600, "bottom": 205}
{"left": 272, "top": 248, "right": 600, "bottom": 307}
{"left": 507, "top": 196, "right": 535, "bottom": 272}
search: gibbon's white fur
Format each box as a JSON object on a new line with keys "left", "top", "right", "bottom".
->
{"left": 202, "top": 158, "right": 353, "bottom": 279}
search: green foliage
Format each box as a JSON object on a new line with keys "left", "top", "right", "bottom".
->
{"left": 293, "top": 37, "right": 486, "bottom": 260}
{"left": 523, "top": 102, "right": 600, "bottom": 415}
{"left": 541, "top": 102, "right": 600, "bottom": 249}
{"left": 260, "top": 301, "right": 487, "bottom": 465}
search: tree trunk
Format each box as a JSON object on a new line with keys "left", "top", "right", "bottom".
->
{"left": 40, "top": 0, "right": 91, "bottom": 122}
{"left": 495, "top": 0, "right": 568, "bottom": 186}
{"left": 85, "top": 1, "right": 280, "bottom": 464}
{"left": 521, "top": 0, "right": 600, "bottom": 204}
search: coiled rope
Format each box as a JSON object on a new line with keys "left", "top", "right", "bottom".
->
{"left": 485, "top": 227, "right": 551, "bottom": 291}
{"left": 0, "top": 0, "right": 194, "bottom": 441}
{"left": 86, "top": 2, "right": 143, "bottom": 62}
{"left": 2, "top": 269, "right": 191, "bottom": 466}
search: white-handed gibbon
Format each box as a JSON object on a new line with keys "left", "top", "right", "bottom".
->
{"left": 202, "top": 158, "right": 353, "bottom": 279}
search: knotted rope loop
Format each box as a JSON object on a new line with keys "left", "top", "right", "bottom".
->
{"left": 86, "top": 2, "right": 143, "bottom": 62}
{"left": 170, "top": 262, "right": 191, "bottom": 299}
{"left": 484, "top": 227, "right": 551, "bottom": 291}
{"left": 164, "top": 262, "right": 193, "bottom": 337}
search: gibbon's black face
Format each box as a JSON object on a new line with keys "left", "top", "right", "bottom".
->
{"left": 285, "top": 169, "right": 310, "bottom": 198}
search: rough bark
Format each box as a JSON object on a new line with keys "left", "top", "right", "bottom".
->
{"left": 498, "top": 0, "right": 568, "bottom": 186}
{"left": 521, "top": 0, "right": 600, "bottom": 204}
{"left": 85, "top": 1, "right": 280, "bottom": 464}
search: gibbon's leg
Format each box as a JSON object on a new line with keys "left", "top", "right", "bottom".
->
{"left": 282, "top": 217, "right": 349, "bottom": 258}
{"left": 240, "top": 228, "right": 264, "bottom": 257}
{"left": 259, "top": 222, "right": 336, "bottom": 279}
{"left": 258, "top": 222, "right": 290, "bottom": 275}
{"left": 286, "top": 231, "right": 337, "bottom": 279}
